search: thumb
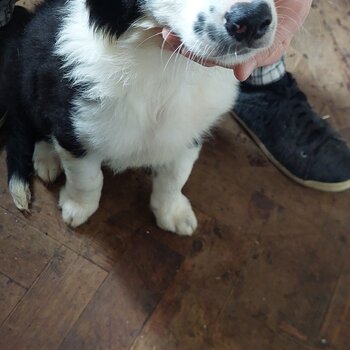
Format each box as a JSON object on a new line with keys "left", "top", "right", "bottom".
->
{"left": 233, "top": 58, "right": 257, "bottom": 81}
{"left": 233, "top": 38, "right": 291, "bottom": 81}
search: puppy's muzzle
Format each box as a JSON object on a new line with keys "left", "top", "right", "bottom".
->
{"left": 225, "top": 0, "right": 273, "bottom": 46}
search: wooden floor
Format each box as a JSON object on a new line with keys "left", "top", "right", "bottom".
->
{"left": 1, "top": 0, "right": 350, "bottom": 349}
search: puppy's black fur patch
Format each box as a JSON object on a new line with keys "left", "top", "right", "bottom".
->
{"left": 86, "top": 0, "right": 140, "bottom": 37}
{"left": 0, "top": 0, "right": 141, "bottom": 189}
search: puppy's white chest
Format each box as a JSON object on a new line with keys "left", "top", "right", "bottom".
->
{"left": 74, "top": 51, "right": 237, "bottom": 169}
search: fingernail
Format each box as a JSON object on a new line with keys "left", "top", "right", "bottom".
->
{"left": 161, "top": 27, "right": 171, "bottom": 40}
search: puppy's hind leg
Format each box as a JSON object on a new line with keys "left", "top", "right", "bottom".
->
{"left": 54, "top": 142, "right": 103, "bottom": 228}
{"left": 33, "top": 140, "right": 62, "bottom": 183}
{"left": 6, "top": 111, "right": 35, "bottom": 213}
{"left": 151, "top": 146, "right": 200, "bottom": 236}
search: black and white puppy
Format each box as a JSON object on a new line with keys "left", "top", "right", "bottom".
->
{"left": 1, "top": 0, "right": 277, "bottom": 235}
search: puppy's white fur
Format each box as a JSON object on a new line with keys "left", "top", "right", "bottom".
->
{"left": 51, "top": 0, "right": 276, "bottom": 233}
{"left": 33, "top": 141, "right": 62, "bottom": 183}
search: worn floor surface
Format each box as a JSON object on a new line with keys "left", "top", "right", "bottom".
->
{"left": 1, "top": 0, "right": 350, "bottom": 349}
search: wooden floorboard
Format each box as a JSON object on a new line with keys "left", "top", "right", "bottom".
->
{"left": 0, "top": 207, "right": 59, "bottom": 288}
{"left": 59, "top": 235, "right": 182, "bottom": 350}
{"left": 0, "top": 273, "right": 26, "bottom": 326}
{"left": 1, "top": 0, "right": 350, "bottom": 349}
{"left": 0, "top": 247, "right": 107, "bottom": 350}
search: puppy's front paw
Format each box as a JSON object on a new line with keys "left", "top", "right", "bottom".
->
{"left": 59, "top": 186, "right": 99, "bottom": 228}
{"left": 151, "top": 194, "right": 197, "bottom": 236}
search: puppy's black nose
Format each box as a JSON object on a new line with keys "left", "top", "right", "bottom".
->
{"left": 225, "top": 1, "right": 272, "bottom": 43}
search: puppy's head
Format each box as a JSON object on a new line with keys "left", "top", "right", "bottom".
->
{"left": 87, "top": 0, "right": 277, "bottom": 66}
{"left": 144, "top": 0, "right": 277, "bottom": 65}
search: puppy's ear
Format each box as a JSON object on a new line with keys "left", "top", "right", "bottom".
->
{"left": 86, "top": 0, "right": 140, "bottom": 37}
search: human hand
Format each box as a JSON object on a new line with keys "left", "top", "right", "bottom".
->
{"left": 161, "top": 0, "right": 313, "bottom": 80}
{"left": 234, "top": 0, "right": 313, "bottom": 80}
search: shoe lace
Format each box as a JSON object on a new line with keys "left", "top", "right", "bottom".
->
{"left": 238, "top": 76, "right": 345, "bottom": 162}
{"left": 278, "top": 81, "right": 342, "bottom": 160}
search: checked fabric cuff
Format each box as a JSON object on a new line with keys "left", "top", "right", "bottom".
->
{"left": 247, "top": 58, "right": 286, "bottom": 86}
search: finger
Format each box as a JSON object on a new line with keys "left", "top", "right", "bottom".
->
{"left": 161, "top": 28, "right": 181, "bottom": 48}
{"left": 233, "top": 58, "right": 257, "bottom": 81}
{"left": 254, "top": 37, "right": 291, "bottom": 67}
{"left": 161, "top": 28, "right": 217, "bottom": 67}
{"left": 233, "top": 37, "right": 291, "bottom": 81}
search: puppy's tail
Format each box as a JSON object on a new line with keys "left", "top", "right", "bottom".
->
{"left": 6, "top": 111, "right": 35, "bottom": 214}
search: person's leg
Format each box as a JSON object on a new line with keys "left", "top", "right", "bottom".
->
{"left": 232, "top": 58, "right": 350, "bottom": 192}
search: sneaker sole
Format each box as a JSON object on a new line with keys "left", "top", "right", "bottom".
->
{"left": 231, "top": 111, "right": 350, "bottom": 193}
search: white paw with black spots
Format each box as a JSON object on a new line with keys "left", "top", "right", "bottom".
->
{"left": 151, "top": 194, "right": 197, "bottom": 236}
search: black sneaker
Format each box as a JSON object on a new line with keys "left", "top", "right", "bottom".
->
{"left": 231, "top": 72, "right": 350, "bottom": 192}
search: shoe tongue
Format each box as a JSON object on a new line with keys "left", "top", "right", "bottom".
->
{"left": 240, "top": 72, "right": 309, "bottom": 109}
{"left": 280, "top": 74, "right": 308, "bottom": 101}
{"left": 275, "top": 73, "right": 295, "bottom": 91}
